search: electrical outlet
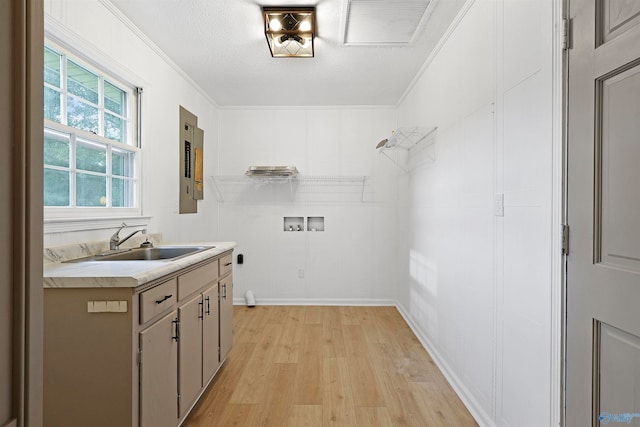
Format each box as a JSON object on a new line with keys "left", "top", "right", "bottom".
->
{"left": 298, "top": 269, "right": 305, "bottom": 279}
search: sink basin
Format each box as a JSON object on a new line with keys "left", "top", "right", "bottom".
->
{"left": 65, "top": 246, "right": 214, "bottom": 262}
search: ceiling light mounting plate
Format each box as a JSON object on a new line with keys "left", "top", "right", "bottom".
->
{"left": 262, "top": 6, "right": 316, "bottom": 58}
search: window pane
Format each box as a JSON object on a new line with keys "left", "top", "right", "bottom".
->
{"left": 44, "top": 132, "right": 70, "bottom": 168}
{"left": 44, "top": 87, "right": 61, "bottom": 122}
{"left": 76, "top": 140, "right": 106, "bottom": 173}
{"left": 112, "top": 177, "right": 134, "bottom": 207}
{"left": 44, "top": 47, "right": 61, "bottom": 87}
{"left": 67, "top": 60, "right": 99, "bottom": 104}
{"left": 104, "top": 112, "right": 126, "bottom": 143}
{"left": 76, "top": 173, "right": 106, "bottom": 206}
{"left": 104, "top": 81, "right": 126, "bottom": 116}
{"left": 44, "top": 169, "right": 70, "bottom": 206}
{"left": 112, "top": 148, "right": 135, "bottom": 177}
{"left": 67, "top": 97, "right": 99, "bottom": 134}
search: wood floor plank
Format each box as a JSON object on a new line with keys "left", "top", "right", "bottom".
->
{"left": 229, "top": 323, "right": 281, "bottom": 404}
{"left": 339, "top": 306, "right": 361, "bottom": 325}
{"left": 342, "top": 324, "right": 368, "bottom": 359}
{"left": 233, "top": 306, "right": 266, "bottom": 344}
{"left": 409, "top": 381, "right": 478, "bottom": 427}
{"left": 323, "top": 357, "right": 357, "bottom": 426}
{"left": 184, "top": 306, "right": 478, "bottom": 427}
{"left": 354, "top": 406, "right": 394, "bottom": 427}
{"left": 184, "top": 343, "right": 256, "bottom": 426}
{"left": 263, "top": 305, "right": 290, "bottom": 325}
{"left": 345, "top": 355, "right": 386, "bottom": 407}
{"left": 368, "top": 343, "right": 429, "bottom": 426}
{"left": 292, "top": 324, "right": 323, "bottom": 405}
{"left": 359, "top": 306, "right": 391, "bottom": 344}
{"left": 303, "top": 306, "right": 323, "bottom": 325}
{"left": 322, "top": 307, "right": 347, "bottom": 359}
{"left": 207, "top": 403, "right": 256, "bottom": 427}
{"left": 272, "top": 307, "right": 304, "bottom": 363}
{"left": 287, "top": 405, "right": 323, "bottom": 427}
{"left": 248, "top": 363, "right": 297, "bottom": 427}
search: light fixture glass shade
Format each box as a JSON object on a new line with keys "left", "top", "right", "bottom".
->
{"left": 263, "top": 7, "right": 315, "bottom": 58}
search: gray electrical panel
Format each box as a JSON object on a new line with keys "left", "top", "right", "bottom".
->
{"left": 179, "top": 106, "right": 203, "bottom": 214}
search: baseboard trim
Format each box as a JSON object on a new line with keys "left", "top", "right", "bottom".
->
{"left": 232, "top": 297, "right": 397, "bottom": 307}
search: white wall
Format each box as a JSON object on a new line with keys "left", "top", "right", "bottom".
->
{"left": 44, "top": 0, "right": 220, "bottom": 247}
{"left": 396, "top": 0, "right": 559, "bottom": 426}
{"left": 216, "top": 107, "right": 401, "bottom": 304}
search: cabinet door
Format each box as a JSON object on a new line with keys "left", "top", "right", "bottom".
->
{"left": 202, "top": 285, "right": 220, "bottom": 384}
{"left": 140, "top": 311, "right": 178, "bottom": 427}
{"left": 219, "top": 274, "right": 234, "bottom": 362}
{"left": 178, "top": 293, "right": 203, "bottom": 417}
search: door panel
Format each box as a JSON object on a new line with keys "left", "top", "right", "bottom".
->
{"left": 597, "top": 62, "right": 640, "bottom": 270}
{"left": 140, "top": 311, "right": 178, "bottom": 427}
{"left": 219, "top": 275, "right": 233, "bottom": 363}
{"left": 567, "top": 0, "right": 640, "bottom": 425}
{"left": 594, "top": 321, "right": 640, "bottom": 423}
{"left": 598, "top": 0, "right": 640, "bottom": 45}
{"left": 202, "top": 285, "right": 220, "bottom": 384}
{"left": 178, "top": 293, "right": 203, "bottom": 417}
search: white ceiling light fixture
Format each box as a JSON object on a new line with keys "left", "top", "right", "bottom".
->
{"left": 263, "top": 6, "right": 316, "bottom": 58}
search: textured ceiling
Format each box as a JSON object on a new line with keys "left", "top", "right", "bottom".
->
{"left": 344, "top": 0, "right": 435, "bottom": 45}
{"left": 108, "top": 0, "right": 465, "bottom": 106}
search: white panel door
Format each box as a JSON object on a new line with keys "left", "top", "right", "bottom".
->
{"left": 567, "top": 0, "right": 640, "bottom": 425}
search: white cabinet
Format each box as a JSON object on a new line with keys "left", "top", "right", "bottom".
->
{"left": 43, "top": 250, "right": 233, "bottom": 427}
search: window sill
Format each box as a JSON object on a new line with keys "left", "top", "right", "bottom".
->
{"left": 44, "top": 215, "right": 151, "bottom": 234}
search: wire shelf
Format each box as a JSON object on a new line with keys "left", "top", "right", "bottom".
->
{"left": 377, "top": 126, "right": 437, "bottom": 172}
{"left": 207, "top": 175, "right": 373, "bottom": 204}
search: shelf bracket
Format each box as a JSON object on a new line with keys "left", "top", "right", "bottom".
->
{"left": 379, "top": 150, "right": 410, "bottom": 173}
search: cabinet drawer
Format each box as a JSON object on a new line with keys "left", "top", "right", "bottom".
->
{"left": 140, "top": 278, "right": 177, "bottom": 324}
{"left": 178, "top": 261, "right": 218, "bottom": 301}
{"left": 219, "top": 253, "right": 233, "bottom": 277}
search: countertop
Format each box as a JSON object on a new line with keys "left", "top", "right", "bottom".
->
{"left": 43, "top": 241, "right": 237, "bottom": 289}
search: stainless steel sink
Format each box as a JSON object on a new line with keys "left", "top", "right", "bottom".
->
{"left": 65, "top": 246, "right": 214, "bottom": 262}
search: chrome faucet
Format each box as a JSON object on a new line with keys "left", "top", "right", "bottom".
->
{"left": 110, "top": 223, "right": 147, "bottom": 250}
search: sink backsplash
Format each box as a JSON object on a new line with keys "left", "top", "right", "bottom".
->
{"left": 44, "top": 233, "right": 163, "bottom": 265}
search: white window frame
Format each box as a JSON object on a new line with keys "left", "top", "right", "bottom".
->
{"left": 43, "top": 39, "right": 144, "bottom": 224}
{"left": 44, "top": 122, "right": 142, "bottom": 212}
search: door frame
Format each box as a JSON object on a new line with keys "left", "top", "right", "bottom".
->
{"left": 560, "top": 0, "right": 570, "bottom": 425}
{"left": 8, "top": 1, "right": 44, "bottom": 426}
{"left": 552, "top": 0, "right": 570, "bottom": 425}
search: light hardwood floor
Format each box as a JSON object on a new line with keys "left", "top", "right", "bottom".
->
{"left": 184, "top": 305, "right": 478, "bottom": 427}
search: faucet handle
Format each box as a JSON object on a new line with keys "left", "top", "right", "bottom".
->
{"left": 110, "top": 222, "right": 128, "bottom": 241}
